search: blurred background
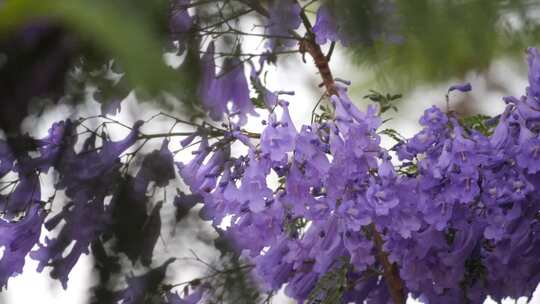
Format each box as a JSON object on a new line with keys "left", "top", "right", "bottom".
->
{"left": 1, "top": 0, "right": 540, "bottom": 303}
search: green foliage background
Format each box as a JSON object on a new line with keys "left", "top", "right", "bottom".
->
{"left": 3, "top": 0, "right": 540, "bottom": 94}
{"left": 325, "top": 0, "right": 540, "bottom": 88}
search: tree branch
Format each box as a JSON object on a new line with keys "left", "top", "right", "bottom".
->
{"left": 297, "top": 6, "right": 337, "bottom": 96}
{"left": 296, "top": 2, "right": 407, "bottom": 303}
{"left": 370, "top": 223, "right": 406, "bottom": 304}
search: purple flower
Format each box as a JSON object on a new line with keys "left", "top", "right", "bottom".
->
{"left": 28, "top": 121, "right": 143, "bottom": 287}
{"left": 516, "top": 135, "right": 540, "bottom": 173}
{"left": 165, "top": 287, "right": 206, "bottom": 304}
{"left": 489, "top": 107, "right": 512, "bottom": 151}
{"left": 284, "top": 271, "right": 318, "bottom": 302}
{"left": 419, "top": 195, "right": 453, "bottom": 231}
{"left": 405, "top": 129, "right": 437, "bottom": 154}
{"left": 136, "top": 139, "right": 175, "bottom": 190}
{"left": 483, "top": 204, "right": 521, "bottom": 241}
{"left": 174, "top": 190, "right": 202, "bottom": 222}
{"left": 265, "top": 0, "right": 301, "bottom": 50}
{"left": 238, "top": 152, "right": 272, "bottom": 213}
{"left": 198, "top": 42, "right": 225, "bottom": 121}
{"left": 261, "top": 103, "right": 297, "bottom": 162}
{"left": 36, "top": 119, "right": 73, "bottom": 171}
{"left": 285, "top": 164, "right": 322, "bottom": 218}
{"left": 31, "top": 200, "right": 113, "bottom": 288}
{"left": 114, "top": 258, "right": 176, "bottom": 304}
{"left": 198, "top": 43, "right": 255, "bottom": 124}
{"left": 170, "top": 0, "right": 193, "bottom": 36}
{"left": 312, "top": 5, "right": 340, "bottom": 45}
{"left": 56, "top": 120, "right": 143, "bottom": 186}
{"left": 336, "top": 199, "right": 371, "bottom": 230}
{"left": 447, "top": 170, "right": 480, "bottom": 204}
{"left": 0, "top": 140, "right": 15, "bottom": 178}
{"left": 220, "top": 57, "right": 257, "bottom": 125}
{"left": 254, "top": 237, "right": 293, "bottom": 290}
{"left": 177, "top": 139, "right": 229, "bottom": 193}
{"left": 331, "top": 86, "right": 381, "bottom": 135}
{"left": 448, "top": 82, "right": 472, "bottom": 93}
{"left": 527, "top": 47, "right": 540, "bottom": 99}
{"left": 419, "top": 106, "right": 448, "bottom": 129}
{"left": 343, "top": 231, "right": 375, "bottom": 271}
{"left": 0, "top": 172, "right": 41, "bottom": 218}
{"left": 0, "top": 205, "right": 45, "bottom": 289}
{"left": 366, "top": 182, "right": 399, "bottom": 215}
{"left": 293, "top": 126, "right": 331, "bottom": 177}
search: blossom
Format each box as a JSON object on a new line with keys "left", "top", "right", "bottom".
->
{"left": 265, "top": 0, "right": 301, "bottom": 50}
{"left": 198, "top": 42, "right": 255, "bottom": 124}
{"left": 0, "top": 205, "right": 45, "bottom": 289}
{"left": 516, "top": 135, "right": 540, "bottom": 173}
{"left": 261, "top": 102, "right": 297, "bottom": 162}
{"left": 448, "top": 82, "right": 472, "bottom": 93}
{"left": 312, "top": 5, "right": 340, "bottom": 45}
{"left": 113, "top": 258, "right": 176, "bottom": 304}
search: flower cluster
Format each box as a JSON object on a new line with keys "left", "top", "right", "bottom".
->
{"left": 1, "top": 1, "right": 540, "bottom": 302}
{"left": 177, "top": 49, "right": 540, "bottom": 303}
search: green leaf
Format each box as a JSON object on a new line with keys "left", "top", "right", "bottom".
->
{"left": 460, "top": 114, "right": 497, "bottom": 136}
{"left": 328, "top": 0, "right": 540, "bottom": 89}
{"left": 379, "top": 128, "right": 404, "bottom": 143}
{"left": 307, "top": 258, "right": 350, "bottom": 304}
{"left": 363, "top": 90, "right": 401, "bottom": 113}
{"left": 249, "top": 74, "right": 270, "bottom": 109}
{"left": 0, "top": 0, "right": 184, "bottom": 94}
{"left": 398, "top": 162, "right": 418, "bottom": 177}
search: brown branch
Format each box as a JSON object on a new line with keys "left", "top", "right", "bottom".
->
{"left": 296, "top": 2, "right": 406, "bottom": 301}
{"left": 370, "top": 224, "right": 406, "bottom": 304}
{"left": 297, "top": 7, "right": 337, "bottom": 96}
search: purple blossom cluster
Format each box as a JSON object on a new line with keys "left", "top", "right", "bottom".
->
{"left": 2, "top": 7, "right": 540, "bottom": 300}
{"left": 4, "top": 0, "right": 540, "bottom": 303}
{"left": 177, "top": 49, "right": 540, "bottom": 303}
{"left": 0, "top": 118, "right": 180, "bottom": 302}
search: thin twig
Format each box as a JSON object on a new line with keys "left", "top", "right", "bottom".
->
{"left": 297, "top": 3, "right": 338, "bottom": 96}
{"left": 168, "top": 264, "right": 254, "bottom": 288}
{"left": 326, "top": 41, "right": 336, "bottom": 61}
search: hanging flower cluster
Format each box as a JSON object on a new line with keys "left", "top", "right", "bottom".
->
{"left": 1, "top": 1, "right": 540, "bottom": 303}
{"left": 174, "top": 48, "right": 540, "bottom": 303}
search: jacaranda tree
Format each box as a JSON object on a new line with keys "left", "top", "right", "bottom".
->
{"left": 0, "top": 1, "right": 540, "bottom": 303}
